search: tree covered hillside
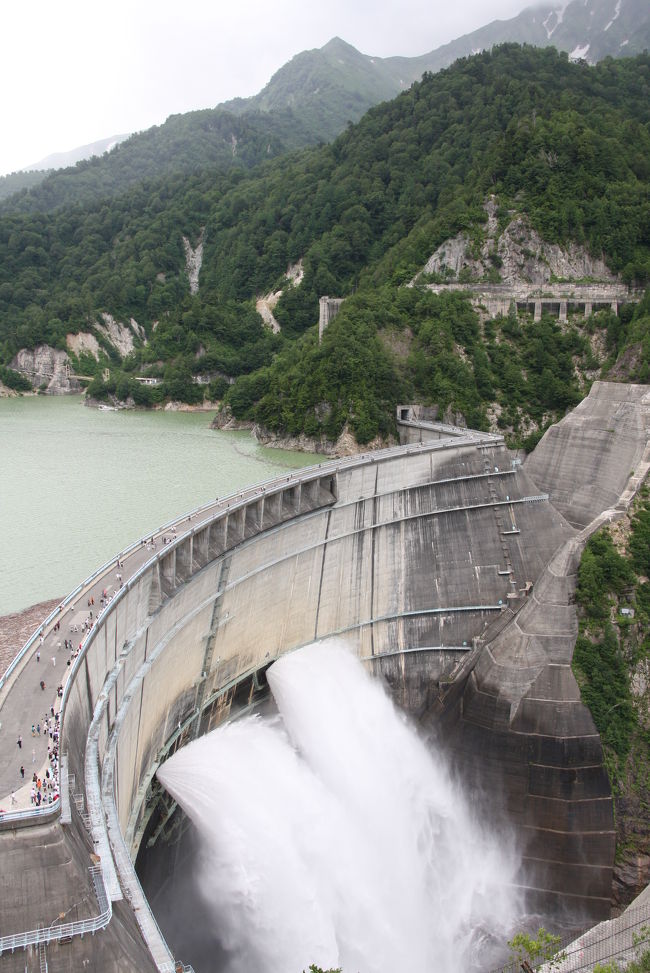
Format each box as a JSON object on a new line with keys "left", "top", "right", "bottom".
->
{"left": 0, "top": 107, "right": 317, "bottom": 216}
{"left": 0, "top": 45, "right": 649, "bottom": 444}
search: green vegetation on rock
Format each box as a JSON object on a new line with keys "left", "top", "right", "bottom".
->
{"left": 573, "top": 489, "right": 650, "bottom": 890}
{"left": 0, "top": 364, "right": 32, "bottom": 392}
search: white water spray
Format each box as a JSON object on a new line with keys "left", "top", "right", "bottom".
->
{"left": 157, "top": 641, "right": 522, "bottom": 973}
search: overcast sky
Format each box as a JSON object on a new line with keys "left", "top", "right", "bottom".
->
{"left": 2, "top": 0, "right": 532, "bottom": 176}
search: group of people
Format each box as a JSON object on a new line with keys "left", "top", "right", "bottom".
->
{"left": 13, "top": 703, "right": 61, "bottom": 811}
{"left": 6, "top": 522, "right": 196, "bottom": 814}
{"left": 29, "top": 709, "right": 61, "bottom": 807}
{"left": 10, "top": 606, "right": 95, "bottom": 809}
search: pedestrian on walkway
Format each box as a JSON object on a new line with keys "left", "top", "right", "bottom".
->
{"left": 40, "top": 680, "right": 45, "bottom": 691}
{"left": 17, "top": 735, "right": 22, "bottom": 749}
{"left": 20, "top": 765, "right": 24, "bottom": 779}
{"left": 32, "top": 748, "right": 36, "bottom": 763}
{"left": 51, "top": 656, "right": 56, "bottom": 667}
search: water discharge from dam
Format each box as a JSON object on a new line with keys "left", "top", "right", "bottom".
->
{"left": 157, "top": 642, "right": 523, "bottom": 973}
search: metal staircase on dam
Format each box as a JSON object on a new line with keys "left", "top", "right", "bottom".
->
{"left": 479, "top": 447, "right": 524, "bottom": 603}
{"left": 66, "top": 771, "right": 92, "bottom": 834}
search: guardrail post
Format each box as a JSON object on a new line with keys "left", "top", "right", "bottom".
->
{"left": 192, "top": 527, "right": 209, "bottom": 572}
{"left": 261, "top": 491, "right": 282, "bottom": 530}
{"left": 244, "top": 499, "right": 263, "bottom": 539}
{"left": 160, "top": 551, "right": 176, "bottom": 598}
{"left": 208, "top": 518, "right": 226, "bottom": 559}
{"left": 148, "top": 563, "right": 163, "bottom": 613}
{"left": 226, "top": 508, "right": 245, "bottom": 547}
{"left": 282, "top": 483, "right": 300, "bottom": 517}
{"left": 175, "top": 538, "right": 192, "bottom": 583}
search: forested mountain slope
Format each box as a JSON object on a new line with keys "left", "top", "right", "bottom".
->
{"left": 0, "top": 108, "right": 318, "bottom": 216}
{"left": 0, "top": 169, "right": 54, "bottom": 204}
{"left": 3, "top": 0, "right": 648, "bottom": 215}
{"left": 1, "top": 45, "right": 649, "bottom": 447}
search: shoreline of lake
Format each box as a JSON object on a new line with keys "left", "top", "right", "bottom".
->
{"left": 0, "top": 395, "right": 324, "bottom": 615}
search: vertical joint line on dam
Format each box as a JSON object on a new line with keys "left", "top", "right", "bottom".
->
{"left": 369, "top": 465, "right": 379, "bottom": 657}
{"left": 484, "top": 452, "right": 516, "bottom": 585}
{"left": 195, "top": 556, "right": 232, "bottom": 735}
{"left": 313, "top": 509, "right": 332, "bottom": 641}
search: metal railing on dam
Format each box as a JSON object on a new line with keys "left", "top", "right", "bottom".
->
{"left": 1, "top": 429, "right": 569, "bottom": 971}
{"left": 0, "top": 865, "right": 111, "bottom": 956}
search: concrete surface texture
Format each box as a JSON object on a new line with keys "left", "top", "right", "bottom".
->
{"left": 432, "top": 382, "right": 650, "bottom": 920}
{"left": 525, "top": 381, "right": 650, "bottom": 528}
{"left": 0, "top": 383, "right": 648, "bottom": 971}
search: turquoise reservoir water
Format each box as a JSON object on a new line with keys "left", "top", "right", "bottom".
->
{"left": 0, "top": 396, "right": 322, "bottom": 614}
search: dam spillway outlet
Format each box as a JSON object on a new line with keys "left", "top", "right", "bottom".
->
{"left": 151, "top": 641, "right": 524, "bottom": 973}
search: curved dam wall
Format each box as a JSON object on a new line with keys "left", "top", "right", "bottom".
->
{"left": 65, "top": 433, "right": 567, "bottom": 835}
{"left": 5, "top": 385, "right": 645, "bottom": 971}
{"left": 61, "top": 432, "right": 581, "bottom": 956}
{"left": 433, "top": 382, "right": 650, "bottom": 921}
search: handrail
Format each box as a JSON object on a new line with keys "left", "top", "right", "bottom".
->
{"left": 0, "top": 798, "right": 60, "bottom": 827}
{"left": 1, "top": 431, "right": 502, "bottom": 698}
{"left": 4, "top": 433, "right": 505, "bottom": 828}
{"left": 0, "top": 866, "right": 111, "bottom": 955}
{"left": 0, "top": 496, "right": 219, "bottom": 696}
{"left": 0, "top": 433, "right": 511, "bottom": 970}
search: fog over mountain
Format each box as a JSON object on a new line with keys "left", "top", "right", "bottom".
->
{"left": 24, "top": 135, "right": 131, "bottom": 173}
{"left": 4, "top": 0, "right": 647, "bottom": 183}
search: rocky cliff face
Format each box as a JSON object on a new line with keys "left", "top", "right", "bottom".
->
{"left": 66, "top": 332, "right": 101, "bottom": 359}
{"left": 211, "top": 406, "right": 393, "bottom": 457}
{"left": 182, "top": 229, "right": 205, "bottom": 296}
{"left": 95, "top": 313, "right": 142, "bottom": 357}
{"left": 421, "top": 196, "right": 617, "bottom": 285}
{"left": 10, "top": 345, "right": 81, "bottom": 394}
{"left": 11, "top": 317, "right": 147, "bottom": 395}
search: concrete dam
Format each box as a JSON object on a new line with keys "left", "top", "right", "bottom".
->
{"left": 0, "top": 380, "right": 649, "bottom": 972}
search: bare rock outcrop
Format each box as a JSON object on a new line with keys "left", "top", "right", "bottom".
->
{"left": 420, "top": 196, "right": 616, "bottom": 285}
{"left": 182, "top": 230, "right": 205, "bottom": 295}
{"left": 255, "top": 259, "right": 306, "bottom": 334}
{"left": 210, "top": 407, "right": 394, "bottom": 457}
{"left": 95, "top": 314, "right": 138, "bottom": 357}
{"left": 10, "top": 346, "right": 81, "bottom": 394}
{"left": 286, "top": 259, "right": 304, "bottom": 286}
{"left": 256, "top": 292, "right": 282, "bottom": 334}
{"left": 66, "top": 332, "right": 100, "bottom": 360}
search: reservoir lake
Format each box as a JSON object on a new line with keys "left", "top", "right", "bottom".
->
{"left": 0, "top": 395, "right": 323, "bottom": 615}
